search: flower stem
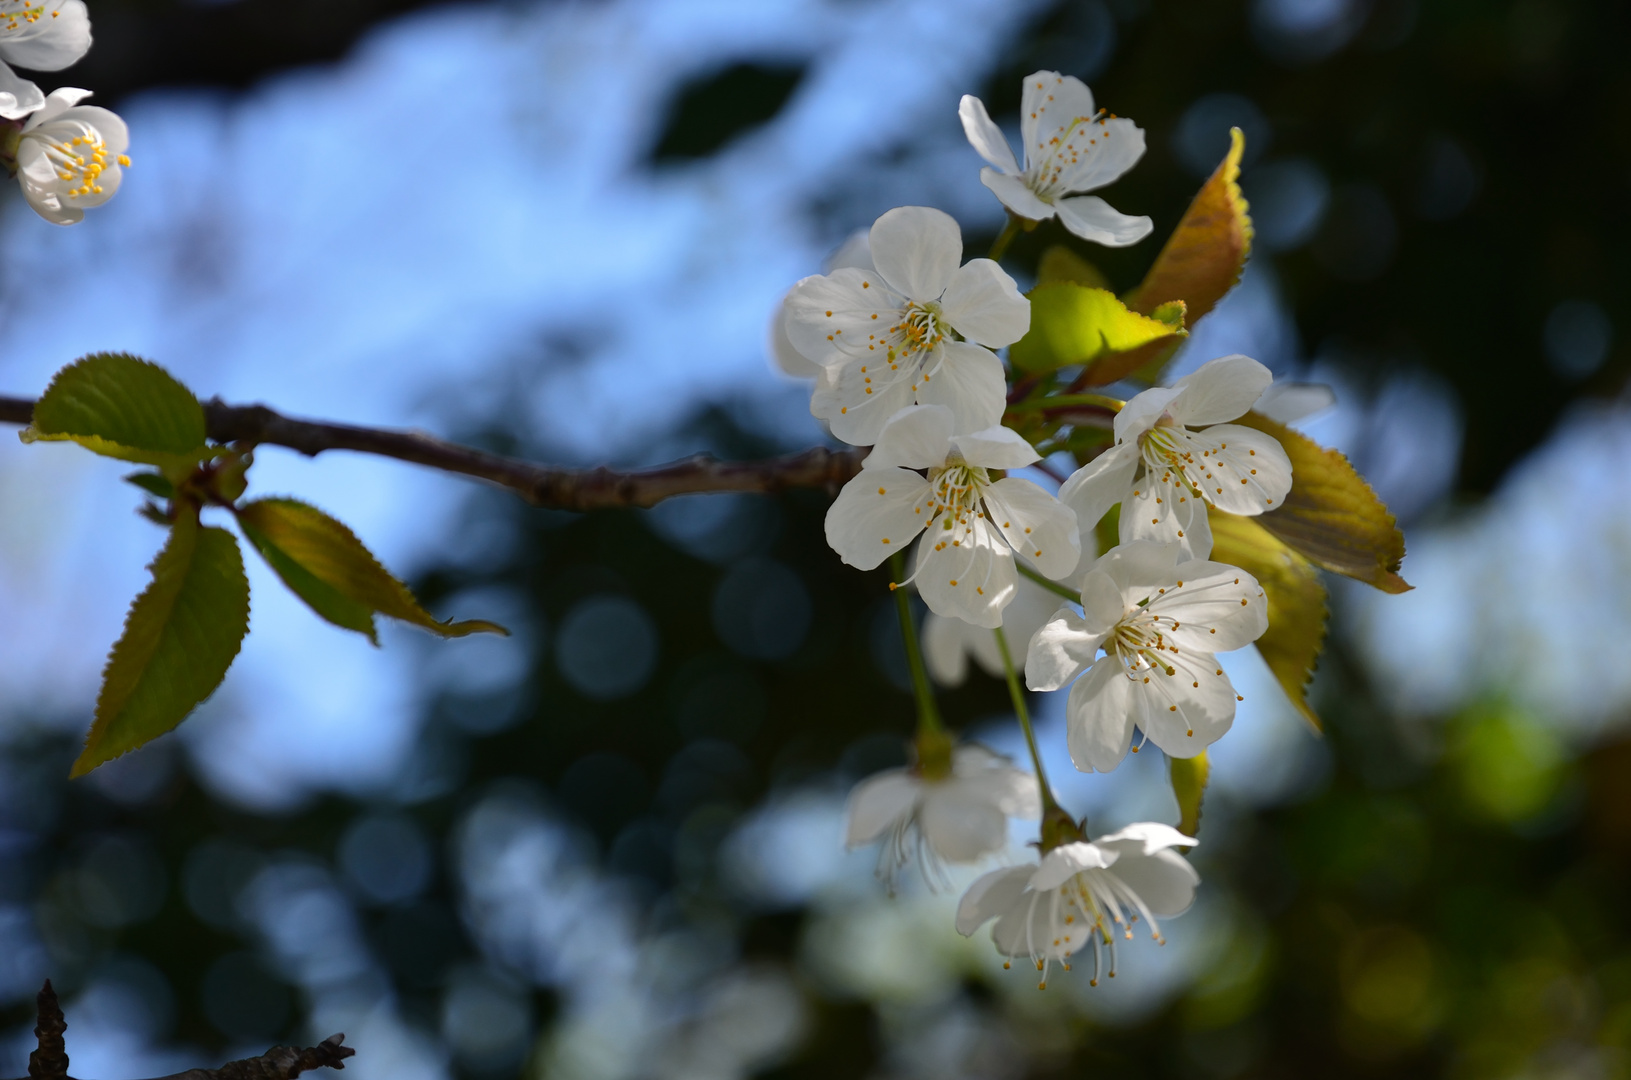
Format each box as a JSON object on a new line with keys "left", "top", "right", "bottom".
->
{"left": 993, "top": 625, "right": 1061, "bottom": 815}
{"left": 890, "top": 552, "right": 944, "bottom": 736}
{"left": 987, "top": 215, "right": 1023, "bottom": 264}
{"left": 1016, "top": 562, "right": 1079, "bottom": 602}
{"left": 1006, "top": 393, "right": 1126, "bottom": 414}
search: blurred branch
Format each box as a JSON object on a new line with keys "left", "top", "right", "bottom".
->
{"left": 9, "top": 981, "right": 353, "bottom": 1080}
{"left": 0, "top": 395, "right": 864, "bottom": 510}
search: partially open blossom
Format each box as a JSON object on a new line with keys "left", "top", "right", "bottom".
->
{"left": 0, "top": 1, "right": 91, "bottom": 120}
{"left": 1058, "top": 355, "right": 1294, "bottom": 560}
{"left": 846, "top": 743, "right": 1041, "bottom": 890}
{"left": 924, "top": 567, "right": 1081, "bottom": 687}
{"left": 959, "top": 70, "right": 1152, "bottom": 247}
{"left": 785, "top": 206, "right": 1029, "bottom": 445}
{"left": 14, "top": 87, "right": 127, "bottom": 225}
{"left": 956, "top": 823, "right": 1199, "bottom": 987}
{"left": 825, "top": 404, "right": 1079, "bottom": 628}
{"left": 1026, "top": 541, "right": 1266, "bottom": 773}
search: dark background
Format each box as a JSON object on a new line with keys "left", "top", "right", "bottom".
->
{"left": 4, "top": 1, "right": 1630, "bottom": 1077}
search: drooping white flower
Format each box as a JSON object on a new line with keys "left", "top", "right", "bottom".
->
{"left": 0, "top": 1, "right": 91, "bottom": 120}
{"left": 924, "top": 568, "right": 1078, "bottom": 687}
{"left": 14, "top": 87, "right": 127, "bottom": 225}
{"left": 771, "top": 229, "right": 873, "bottom": 380}
{"left": 846, "top": 743, "right": 1041, "bottom": 890}
{"left": 959, "top": 71, "right": 1152, "bottom": 248}
{"left": 1026, "top": 540, "right": 1267, "bottom": 773}
{"left": 1058, "top": 355, "right": 1294, "bottom": 560}
{"left": 956, "top": 822, "right": 1199, "bottom": 987}
{"left": 785, "top": 206, "right": 1029, "bottom": 445}
{"left": 824, "top": 404, "right": 1079, "bottom": 628}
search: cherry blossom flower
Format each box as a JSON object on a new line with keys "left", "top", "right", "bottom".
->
{"left": 956, "top": 823, "right": 1199, "bottom": 987}
{"left": 824, "top": 404, "right": 1079, "bottom": 628}
{"left": 785, "top": 206, "right": 1028, "bottom": 445}
{"left": 924, "top": 568, "right": 1081, "bottom": 687}
{"left": 846, "top": 744, "right": 1041, "bottom": 890}
{"left": 1058, "top": 355, "right": 1294, "bottom": 560}
{"left": 1026, "top": 541, "right": 1266, "bottom": 773}
{"left": 0, "top": 1, "right": 91, "bottom": 120}
{"left": 959, "top": 70, "right": 1152, "bottom": 247}
{"left": 14, "top": 87, "right": 128, "bottom": 225}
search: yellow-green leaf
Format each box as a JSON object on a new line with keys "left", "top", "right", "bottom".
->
{"left": 1125, "top": 127, "right": 1253, "bottom": 327}
{"left": 1008, "top": 282, "right": 1186, "bottom": 381}
{"left": 1209, "top": 511, "right": 1327, "bottom": 731}
{"left": 23, "top": 353, "right": 214, "bottom": 475}
{"left": 1170, "top": 751, "right": 1209, "bottom": 841}
{"left": 236, "top": 497, "right": 508, "bottom": 640}
{"left": 1035, "top": 244, "right": 1111, "bottom": 290}
{"left": 73, "top": 511, "right": 250, "bottom": 777}
{"left": 1233, "top": 412, "right": 1410, "bottom": 593}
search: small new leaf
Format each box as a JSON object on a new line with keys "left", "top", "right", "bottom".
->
{"left": 1234, "top": 412, "right": 1411, "bottom": 593}
{"left": 23, "top": 353, "right": 214, "bottom": 475}
{"left": 1170, "top": 752, "right": 1209, "bottom": 842}
{"left": 1008, "top": 283, "right": 1186, "bottom": 382}
{"left": 73, "top": 510, "right": 250, "bottom": 777}
{"left": 1209, "top": 510, "right": 1327, "bottom": 730}
{"left": 236, "top": 497, "right": 508, "bottom": 642}
{"left": 124, "top": 471, "right": 174, "bottom": 499}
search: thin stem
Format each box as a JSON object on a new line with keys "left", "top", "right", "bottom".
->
{"left": 1006, "top": 393, "right": 1126, "bottom": 414}
{"left": 987, "top": 215, "right": 1023, "bottom": 264}
{"left": 1016, "top": 561, "right": 1079, "bottom": 602}
{"left": 993, "top": 625, "right": 1060, "bottom": 813}
{"left": 890, "top": 552, "right": 943, "bottom": 735}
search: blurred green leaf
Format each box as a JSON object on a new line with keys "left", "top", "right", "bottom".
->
{"left": 236, "top": 497, "right": 509, "bottom": 642}
{"left": 1234, "top": 412, "right": 1411, "bottom": 593}
{"left": 1036, "top": 244, "right": 1111, "bottom": 290}
{"left": 1008, "top": 283, "right": 1185, "bottom": 383}
{"left": 23, "top": 353, "right": 214, "bottom": 476}
{"left": 1171, "top": 751, "right": 1209, "bottom": 840}
{"left": 1451, "top": 702, "right": 1567, "bottom": 823}
{"left": 124, "top": 471, "right": 175, "bottom": 499}
{"left": 1210, "top": 510, "right": 1328, "bottom": 730}
{"left": 73, "top": 510, "right": 250, "bottom": 777}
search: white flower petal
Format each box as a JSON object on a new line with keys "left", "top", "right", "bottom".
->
{"left": 1078, "top": 567, "right": 1126, "bottom": 634}
{"left": 955, "top": 865, "right": 1034, "bottom": 936}
{"left": 1185, "top": 424, "right": 1293, "bottom": 516}
{"left": 984, "top": 477, "right": 1080, "bottom": 580}
{"left": 826, "top": 229, "right": 875, "bottom": 272}
{"left": 941, "top": 258, "right": 1029, "bottom": 347}
{"left": 919, "top": 786, "right": 1009, "bottom": 862}
{"left": 0, "top": 60, "right": 42, "bottom": 119}
{"left": 955, "top": 760, "right": 1042, "bottom": 818}
{"left": 869, "top": 205, "right": 963, "bottom": 302}
{"left": 1058, "top": 442, "right": 1139, "bottom": 538}
{"left": 1054, "top": 117, "right": 1147, "bottom": 193}
{"left": 0, "top": 1, "right": 90, "bottom": 71}
{"left": 923, "top": 611, "right": 971, "bottom": 686}
{"left": 1021, "top": 70, "right": 1094, "bottom": 169}
{"left": 1092, "top": 540, "right": 1182, "bottom": 602}
{"left": 1121, "top": 477, "right": 1214, "bottom": 559}
{"left": 991, "top": 893, "right": 1069, "bottom": 962}
{"left": 958, "top": 94, "right": 1021, "bottom": 175}
{"left": 769, "top": 294, "right": 823, "bottom": 379}
{"left": 951, "top": 425, "right": 1039, "bottom": 470}
{"left": 1128, "top": 647, "right": 1236, "bottom": 757}
{"left": 814, "top": 356, "right": 919, "bottom": 446}
{"left": 979, "top": 169, "right": 1057, "bottom": 222}
{"left": 1151, "top": 561, "right": 1268, "bottom": 653}
{"left": 1114, "top": 385, "right": 1184, "bottom": 442}
{"left": 1054, "top": 195, "right": 1154, "bottom": 247}
{"left": 1104, "top": 848, "right": 1200, "bottom": 917}
{"left": 20, "top": 85, "right": 93, "bottom": 129}
{"left": 1065, "top": 657, "right": 1138, "bottom": 773}
{"left": 824, "top": 468, "right": 931, "bottom": 570}
{"left": 915, "top": 339, "right": 1007, "bottom": 436}
{"left": 1170, "top": 354, "right": 1275, "bottom": 427}
{"left": 1255, "top": 381, "right": 1336, "bottom": 423}
{"left": 1094, "top": 821, "right": 1197, "bottom": 856}
{"left": 915, "top": 519, "right": 1016, "bottom": 628}
{"left": 866, "top": 403, "right": 955, "bottom": 471}
{"left": 844, "top": 769, "right": 920, "bottom": 847}
{"left": 1025, "top": 606, "right": 1102, "bottom": 692}
{"left": 784, "top": 268, "right": 900, "bottom": 369}
{"left": 1032, "top": 840, "right": 1113, "bottom": 890}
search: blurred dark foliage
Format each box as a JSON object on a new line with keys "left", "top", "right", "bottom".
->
{"left": 4, "top": 0, "right": 1631, "bottom": 1078}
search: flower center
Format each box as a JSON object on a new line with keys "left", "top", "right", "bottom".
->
{"left": 1028, "top": 111, "right": 1111, "bottom": 199}
{"left": 1137, "top": 419, "right": 1204, "bottom": 498}
{"left": 921, "top": 461, "right": 988, "bottom": 532}
{"left": 31, "top": 128, "right": 126, "bottom": 199}
{"left": 1107, "top": 608, "right": 1175, "bottom": 679}
{"left": 887, "top": 300, "right": 948, "bottom": 366}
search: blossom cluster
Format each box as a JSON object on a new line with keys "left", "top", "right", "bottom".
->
{"left": 0, "top": 1, "right": 128, "bottom": 224}
{"left": 776, "top": 72, "right": 1299, "bottom": 986}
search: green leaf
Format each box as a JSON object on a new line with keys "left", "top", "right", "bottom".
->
{"left": 236, "top": 497, "right": 509, "bottom": 641}
{"left": 1233, "top": 412, "right": 1411, "bottom": 593}
{"left": 1125, "top": 127, "right": 1254, "bottom": 327}
{"left": 73, "top": 511, "right": 250, "bottom": 777}
{"left": 1209, "top": 510, "right": 1328, "bottom": 730}
{"left": 1008, "top": 283, "right": 1186, "bottom": 382}
{"left": 23, "top": 353, "right": 214, "bottom": 475}
{"left": 1170, "top": 751, "right": 1209, "bottom": 841}
{"left": 124, "top": 471, "right": 175, "bottom": 499}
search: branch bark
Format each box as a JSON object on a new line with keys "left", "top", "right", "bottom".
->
{"left": 10, "top": 981, "right": 354, "bottom": 1080}
{"left": 0, "top": 395, "right": 863, "bottom": 510}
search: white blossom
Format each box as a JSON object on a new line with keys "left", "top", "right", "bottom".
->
{"left": 1026, "top": 541, "right": 1266, "bottom": 773}
{"left": 846, "top": 744, "right": 1040, "bottom": 890}
{"left": 1058, "top": 355, "right": 1294, "bottom": 560}
{"left": 0, "top": 1, "right": 91, "bottom": 120}
{"left": 924, "top": 569, "right": 1079, "bottom": 687}
{"left": 959, "top": 70, "right": 1152, "bottom": 247}
{"left": 785, "top": 206, "right": 1029, "bottom": 445}
{"left": 956, "top": 823, "right": 1199, "bottom": 987}
{"left": 14, "top": 87, "right": 127, "bottom": 224}
{"left": 824, "top": 404, "right": 1079, "bottom": 628}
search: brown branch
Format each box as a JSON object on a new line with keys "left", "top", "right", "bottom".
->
{"left": 9, "top": 981, "right": 352, "bottom": 1080}
{"left": 0, "top": 395, "right": 864, "bottom": 510}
